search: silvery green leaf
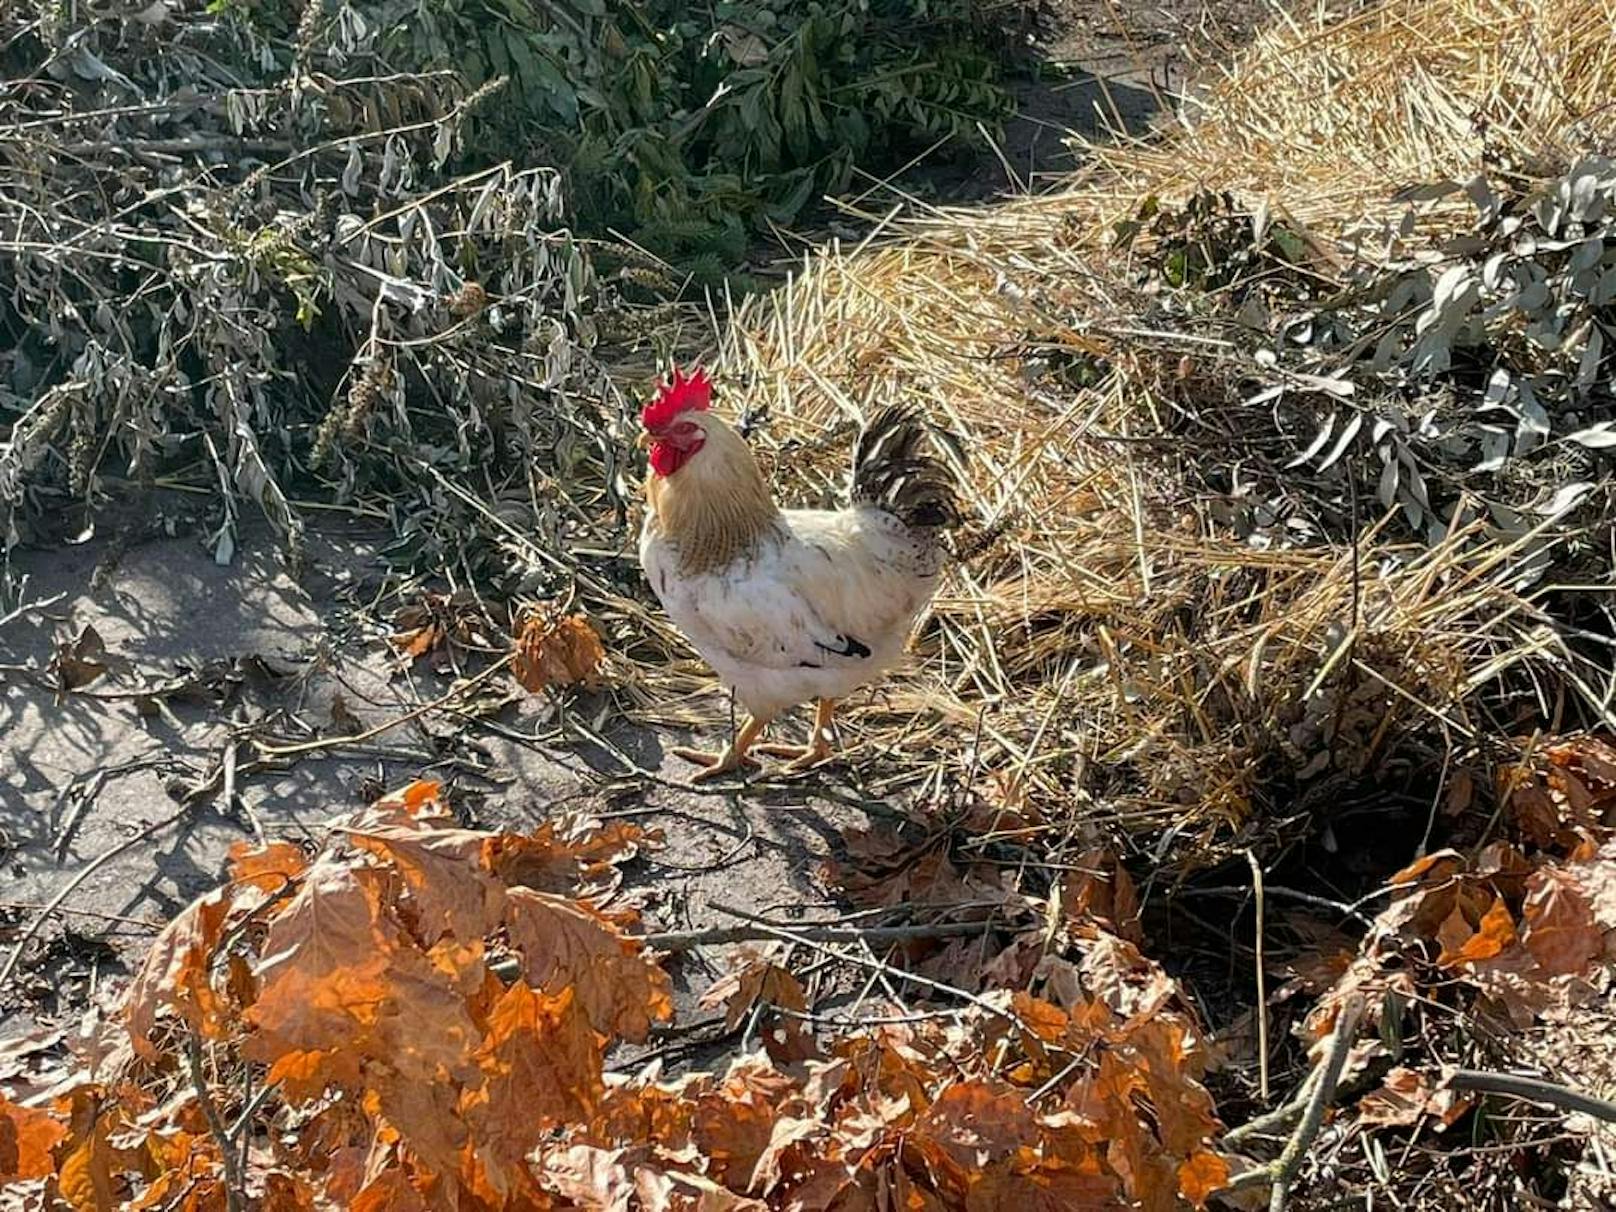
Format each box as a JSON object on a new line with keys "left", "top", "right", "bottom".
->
{"left": 1287, "top": 413, "right": 1335, "bottom": 468}
{"left": 1534, "top": 195, "right": 1562, "bottom": 237}
{"left": 1371, "top": 329, "right": 1401, "bottom": 372}
{"left": 1577, "top": 324, "right": 1605, "bottom": 390}
{"left": 1400, "top": 492, "right": 1424, "bottom": 533}
{"left": 1252, "top": 197, "right": 1270, "bottom": 246}
{"left": 1571, "top": 236, "right": 1605, "bottom": 273}
{"left": 341, "top": 143, "right": 362, "bottom": 195}
{"left": 1482, "top": 367, "right": 1512, "bottom": 408}
{"left": 1475, "top": 426, "right": 1510, "bottom": 472}
{"left": 1431, "top": 264, "right": 1478, "bottom": 313}
{"left": 1245, "top": 384, "right": 1285, "bottom": 407}
{"left": 1536, "top": 481, "right": 1594, "bottom": 517}
{"left": 1317, "top": 411, "right": 1363, "bottom": 471}
{"left": 1594, "top": 267, "right": 1616, "bottom": 306}
{"left": 1513, "top": 279, "right": 1550, "bottom": 312}
{"left": 1377, "top": 451, "right": 1400, "bottom": 506}
{"left": 1370, "top": 417, "right": 1396, "bottom": 445}
{"left": 1565, "top": 421, "right": 1616, "bottom": 447}
{"left": 1465, "top": 175, "right": 1499, "bottom": 223}
{"left": 1482, "top": 252, "right": 1509, "bottom": 290}
{"left": 1568, "top": 163, "right": 1602, "bottom": 223}
{"left": 1398, "top": 451, "right": 1431, "bottom": 508}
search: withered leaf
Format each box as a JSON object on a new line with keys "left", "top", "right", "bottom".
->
{"left": 1177, "top": 1150, "right": 1230, "bottom": 1208}
{"left": 461, "top": 982, "right": 603, "bottom": 1196}
{"left": 345, "top": 822, "right": 503, "bottom": 945}
{"left": 0, "top": 1094, "right": 67, "bottom": 1180}
{"left": 123, "top": 887, "right": 235, "bottom": 1058}
{"left": 1520, "top": 866, "right": 1602, "bottom": 976}
{"left": 511, "top": 610, "right": 606, "bottom": 694}
{"left": 245, "top": 859, "right": 398, "bottom": 1062}
{"left": 502, "top": 888, "right": 673, "bottom": 1042}
{"left": 51, "top": 623, "right": 121, "bottom": 693}
{"left": 227, "top": 839, "right": 309, "bottom": 893}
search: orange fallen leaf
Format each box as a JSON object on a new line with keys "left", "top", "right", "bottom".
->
{"left": 0, "top": 1094, "right": 67, "bottom": 1181}
{"left": 502, "top": 888, "right": 673, "bottom": 1042}
{"left": 511, "top": 610, "right": 606, "bottom": 694}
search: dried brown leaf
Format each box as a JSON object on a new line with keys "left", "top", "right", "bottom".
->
{"left": 503, "top": 888, "right": 673, "bottom": 1042}
{"left": 0, "top": 1094, "right": 66, "bottom": 1181}
{"left": 512, "top": 610, "right": 605, "bottom": 694}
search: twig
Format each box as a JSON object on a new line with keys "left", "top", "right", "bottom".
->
{"left": 1219, "top": 992, "right": 1365, "bottom": 1210}
{"left": 0, "top": 806, "right": 193, "bottom": 988}
{"left": 1247, "top": 848, "right": 1271, "bottom": 1105}
{"left": 0, "top": 590, "right": 66, "bottom": 631}
{"left": 705, "top": 901, "right": 1034, "bottom": 1030}
{"left": 487, "top": 915, "right": 999, "bottom": 980}
{"left": 254, "top": 655, "right": 513, "bottom": 759}
{"left": 1446, "top": 1069, "right": 1616, "bottom": 1125}
{"left": 184, "top": 1032, "right": 246, "bottom": 1212}
{"left": 1223, "top": 1067, "right": 1322, "bottom": 1148}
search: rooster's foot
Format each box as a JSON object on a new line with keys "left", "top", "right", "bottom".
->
{"left": 672, "top": 746, "right": 756, "bottom": 783}
{"left": 755, "top": 740, "right": 834, "bottom": 773}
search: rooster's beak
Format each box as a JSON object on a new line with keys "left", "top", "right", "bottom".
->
{"left": 635, "top": 431, "right": 651, "bottom": 451}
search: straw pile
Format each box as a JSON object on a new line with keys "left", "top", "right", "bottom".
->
{"left": 611, "top": 0, "right": 1616, "bottom": 869}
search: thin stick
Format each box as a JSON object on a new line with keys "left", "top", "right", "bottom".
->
{"left": 643, "top": 917, "right": 995, "bottom": 952}
{"left": 1218, "top": 993, "right": 1366, "bottom": 1208}
{"left": 1446, "top": 1069, "right": 1616, "bottom": 1125}
{"left": 1247, "top": 848, "right": 1271, "bottom": 1105}
{"left": 184, "top": 1033, "right": 246, "bottom": 1212}
{"left": 255, "top": 655, "right": 512, "bottom": 759}
{"left": 0, "top": 806, "right": 192, "bottom": 987}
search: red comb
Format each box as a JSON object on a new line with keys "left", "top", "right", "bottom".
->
{"left": 641, "top": 366, "right": 712, "bottom": 431}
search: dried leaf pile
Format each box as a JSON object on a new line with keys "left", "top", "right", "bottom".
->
{"left": 0, "top": 781, "right": 1233, "bottom": 1210}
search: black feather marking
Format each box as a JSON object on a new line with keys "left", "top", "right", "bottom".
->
{"left": 816, "top": 633, "right": 871, "bottom": 660}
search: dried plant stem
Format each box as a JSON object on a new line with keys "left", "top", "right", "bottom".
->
{"left": 0, "top": 805, "right": 192, "bottom": 988}
{"left": 1220, "top": 992, "right": 1365, "bottom": 1208}
{"left": 1247, "top": 848, "right": 1270, "bottom": 1104}
{"left": 645, "top": 916, "right": 997, "bottom": 952}
{"left": 1446, "top": 1069, "right": 1616, "bottom": 1125}
{"left": 255, "top": 654, "right": 513, "bottom": 759}
{"left": 185, "top": 1032, "right": 246, "bottom": 1212}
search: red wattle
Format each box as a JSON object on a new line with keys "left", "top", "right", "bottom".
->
{"left": 649, "top": 440, "right": 694, "bottom": 476}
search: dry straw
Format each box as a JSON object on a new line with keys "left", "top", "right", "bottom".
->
{"left": 594, "top": 0, "right": 1616, "bottom": 868}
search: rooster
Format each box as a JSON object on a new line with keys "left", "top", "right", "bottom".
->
{"left": 637, "top": 366, "right": 961, "bottom": 782}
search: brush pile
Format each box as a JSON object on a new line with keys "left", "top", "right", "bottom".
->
{"left": 0, "top": 0, "right": 630, "bottom": 582}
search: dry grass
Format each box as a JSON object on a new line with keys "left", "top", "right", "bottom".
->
{"left": 591, "top": 0, "right": 1616, "bottom": 868}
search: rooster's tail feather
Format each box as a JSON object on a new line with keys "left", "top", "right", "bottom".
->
{"left": 850, "top": 406, "right": 962, "bottom": 533}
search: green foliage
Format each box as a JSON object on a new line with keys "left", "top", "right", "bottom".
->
{"left": 377, "top": 0, "right": 1014, "bottom": 279}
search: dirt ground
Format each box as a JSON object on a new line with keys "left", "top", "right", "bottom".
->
{"left": 0, "top": 0, "right": 1271, "bottom": 1047}
{"left": 0, "top": 512, "right": 883, "bottom": 1056}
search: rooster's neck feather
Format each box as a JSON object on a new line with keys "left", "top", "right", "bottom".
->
{"left": 646, "top": 416, "right": 781, "bottom": 576}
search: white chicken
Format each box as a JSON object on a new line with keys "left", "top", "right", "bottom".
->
{"left": 637, "top": 366, "right": 961, "bottom": 781}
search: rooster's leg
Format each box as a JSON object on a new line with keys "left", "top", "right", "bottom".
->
{"left": 755, "top": 698, "right": 836, "bottom": 771}
{"left": 673, "top": 714, "right": 769, "bottom": 783}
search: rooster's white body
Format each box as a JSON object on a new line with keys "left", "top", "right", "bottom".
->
{"left": 640, "top": 502, "right": 943, "bottom": 721}
{"left": 635, "top": 378, "right": 961, "bottom": 779}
